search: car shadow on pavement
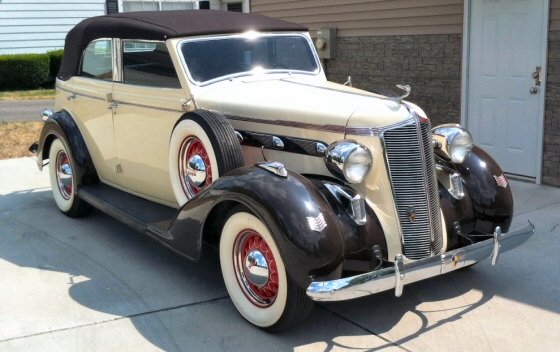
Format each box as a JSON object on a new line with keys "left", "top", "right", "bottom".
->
{"left": 1, "top": 189, "right": 557, "bottom": 351}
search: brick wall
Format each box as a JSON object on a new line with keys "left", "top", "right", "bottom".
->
{"left": 543, "top": 31, "right": 560, "bottom": 186}
{"left": 324, "top": 34, "right": 462, "bottom": 127}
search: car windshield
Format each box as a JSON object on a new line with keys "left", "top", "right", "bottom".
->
{"left": 181, "top": 34, "right": 319, "bottom": 84}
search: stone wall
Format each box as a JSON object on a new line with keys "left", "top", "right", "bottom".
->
{"left": 324, "top": 34, "right": 463, "bottom": 127}
{"left": 543, "top": 31, "right": 560, "bottom": 186}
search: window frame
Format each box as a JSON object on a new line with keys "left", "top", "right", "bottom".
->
{"left": 119, "top": 39, "right": 182, "bottom": 89}
{"left": 177, "top": 32, "right": 322, "bottom": 87}
{"left": 79, "top": 38, "right": 117, "bottom": 81}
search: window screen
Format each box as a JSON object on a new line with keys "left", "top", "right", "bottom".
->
{"left": 122, "top": 41, "right": 181, "bottom": 88}
{"left": 161, "top": 1, "right": 195, "bottom": 10}
{"left": 123, "top": 1, "right": 159, "bottom": 11}
{"left": 81, "top": 40, "right": 113, "bottom": 80}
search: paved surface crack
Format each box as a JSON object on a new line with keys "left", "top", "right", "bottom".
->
{"left": 0, "top": 296, "right": 229, "bottom": 343}
{"left": 318, "top": 304, "right": 413, "bottom": 352}
{"left": 514, "top": 200, "right": 560, "bottom": 217}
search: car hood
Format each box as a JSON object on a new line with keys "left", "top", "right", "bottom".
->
{"left": 194, "top": 77, "right": 413, "bottom": 134}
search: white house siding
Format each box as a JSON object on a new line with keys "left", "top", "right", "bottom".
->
{"left": 0, "top": 0, "right": 106, "bottom": 54}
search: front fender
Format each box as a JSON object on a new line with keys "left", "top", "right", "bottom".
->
{"left": 436, "top": 146, "right": 513, "bottom": 245}
{"left": 167, "top": 166, "right": 346, "bottom": 289}
{"left": 458, "top": 146, "right": 513, "bottom": 233}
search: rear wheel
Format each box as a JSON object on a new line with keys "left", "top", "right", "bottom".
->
{"left": 219, "top": 208, "right": 313, "bottom": 331}
{"left": 48, "top": 138, "right": 91, "bottom": 217}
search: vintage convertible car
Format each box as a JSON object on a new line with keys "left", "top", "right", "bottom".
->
{"left": 33, "top": 10, "right": 534, "bottom": 331}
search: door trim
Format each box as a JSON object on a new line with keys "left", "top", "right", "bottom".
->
{"left": 461, "top": 0, "right": 550, "bottom": 184}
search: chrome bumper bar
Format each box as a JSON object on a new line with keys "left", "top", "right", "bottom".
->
{"left": 306, "top": 222, "right": 535, "bottom": 301}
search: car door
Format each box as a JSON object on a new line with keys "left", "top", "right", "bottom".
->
{"left": 111, "top": 40, "right": 186, "bottom": 207}
{"left": 57, "top": 38, "right": 120, "bottom": 185}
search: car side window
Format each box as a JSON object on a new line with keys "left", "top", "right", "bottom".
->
{"left": 81, "top": 39, "right": 113, "bottom": 80}
{"left": 122, "top": 41, "right": 181, "bottom": 88}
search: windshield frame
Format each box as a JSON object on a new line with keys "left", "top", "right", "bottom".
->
{"left": 177, "top": 32, "right": 322, "bottom": 87}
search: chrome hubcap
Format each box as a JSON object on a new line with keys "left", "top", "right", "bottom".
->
{"left": 55, "top": 150, "right": 73, "bottom": 200}
{"left": 234, "top": 230, "right": 279, "bottom": 307}
{"left": 186, "top": 154, "right": 207, "bottom": 187}
{"left": 243, "top": 249, "right": 269, "bottom": 287}
{"left": 178, "top": 137, "right": 212, "bottom": 199}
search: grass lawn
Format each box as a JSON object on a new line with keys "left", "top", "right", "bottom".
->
{"left": 0, "top": 89, "right": 52, "bottom": 159}
{"left": 0, "top": 121, "right": 43, "bottom": 159}
{"left": 0, "top": 89, "right": 55, "bottom": 100}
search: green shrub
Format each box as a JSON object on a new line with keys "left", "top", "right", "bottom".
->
{"left": 0, "top": 53, "right": 49, "bottom": 90}
{"left": 47, "top": 49, "right": 64, "bottom": 82}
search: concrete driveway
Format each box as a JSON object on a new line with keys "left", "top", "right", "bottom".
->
{"left": 1, "top": 157, "right": 558, "bottom": 351}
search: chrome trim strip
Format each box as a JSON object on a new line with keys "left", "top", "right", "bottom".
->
{"left": 58, "top": 86, "right": 183, "bottom": 113}
{"left": 113, "top": 38, "right": 122, "bottom": 82}
{"left": 227, "top": 115, "right": 346, "bottom": 134}
{"left": 416, "top": 120, "right": 437, "bottom": 256}
{"left": 57, "top": 86, "right": 105, "bottom": 102}
{"left": 307, "top": 222, "right": 535, "bottom": 301}
{"left": 346, "top": 117, "right": 416, "bottom": 136}
{"left": 112, "top": 100, "right": 183, "bottom": 113}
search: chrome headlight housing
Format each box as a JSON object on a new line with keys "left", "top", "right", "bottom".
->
{"left": 432, "top": 124, "right": 473, "bottom": 163}
{"left": 325, "top": 140, "right": 373, "bottom": 184}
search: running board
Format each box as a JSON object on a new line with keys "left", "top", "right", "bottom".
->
{"left": 79, "top": 184, "right": 177, "bottom": 239}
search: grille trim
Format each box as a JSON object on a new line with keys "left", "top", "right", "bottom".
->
{"left": 381, "top": 116, "right": 443, "bottom": 260}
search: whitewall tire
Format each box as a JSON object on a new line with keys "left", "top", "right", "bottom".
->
{"left": 219, "top": 208, "right": 313, "bottom": 331}
{"left": 169, "top": 111, "right": 243, "bottom": 206}
{"left": 48, "top": 138, "right": 90, "bottom": 217}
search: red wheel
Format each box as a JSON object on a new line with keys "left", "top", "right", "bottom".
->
{"left": 178, "top": 136, "right": 213, "bottom": 198}
{"left": 169, "top": 111, "right": 243, "bottom": 206}
{"left": 55, "top": 149, "right": 73, "bottom": 200}
{"left": 233, "top": 229, "right": 279, "bottom": 307}
{"left": 220, "top": 208, "right": 313, "bottom": 331}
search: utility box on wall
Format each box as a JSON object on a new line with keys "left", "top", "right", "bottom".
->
{"left": 315, "top": 27, "right": 336, "bottom": 60}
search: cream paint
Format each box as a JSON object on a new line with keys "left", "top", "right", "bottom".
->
{"left": 111, "top": 83, "right": 185, "bottom": 205}
{"left": 56, "top": 33, "right": 441, "bottom": 263}
{"left": 56, "top": 77, "right": 119, "bottom": 185}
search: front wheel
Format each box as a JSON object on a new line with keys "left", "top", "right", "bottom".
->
{"left": 219, "top": 208, "right": 313, "bottom": 331}
{"left": 48, "top": 138, "right": 91, "bottom": 217}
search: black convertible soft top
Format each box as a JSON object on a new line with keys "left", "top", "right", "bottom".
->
{"left": 58, "top": 10, "right": 307, "bottom": 80}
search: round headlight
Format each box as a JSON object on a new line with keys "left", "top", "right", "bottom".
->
{"left": 325, "top": 141, "right": 373, "bottom": 184}
{"left": 432, "top": 124, "right": 473, "bottom": 163}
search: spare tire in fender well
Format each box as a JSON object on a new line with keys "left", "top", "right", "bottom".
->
{"left": 169, "top": 109, "right": 244, "bottom": 205}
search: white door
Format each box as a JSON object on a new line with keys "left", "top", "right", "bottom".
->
{"left": 466, "top": 0, "right": 547, "bottom": 179}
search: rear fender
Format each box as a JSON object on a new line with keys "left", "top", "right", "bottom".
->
{"left": 37, "top": 110, "right": 98, "bottom": 185}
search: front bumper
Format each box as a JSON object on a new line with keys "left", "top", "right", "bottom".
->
{"left": 306, "top": 222, "right": 535, "bottom": 301}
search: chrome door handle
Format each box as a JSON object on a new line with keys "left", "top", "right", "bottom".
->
{"left": 108, "top": 102, "right": 118, "bottom": 110}
{"left": 530, "top": 87, "right": 539, "bottom": 95}
{"left": 67, "top": 93, "right": 76, "bottom": 101}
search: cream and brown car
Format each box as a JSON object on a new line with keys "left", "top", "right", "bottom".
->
{"left": 33, "top": 10, "right": 535, "bottom": 331}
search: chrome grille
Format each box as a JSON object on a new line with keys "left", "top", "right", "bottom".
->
{"left": 382, "top": 119, "right": 443, "bottom": 259}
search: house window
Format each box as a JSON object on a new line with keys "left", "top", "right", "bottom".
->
{"left": 227, "top": 2, "right": 242, "bottom": 12}
{"left": 122, "top": 0, "right": 196, "bottom": 12}
{"left": 221, "top": 0, "right": 248, "bottom": 13}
